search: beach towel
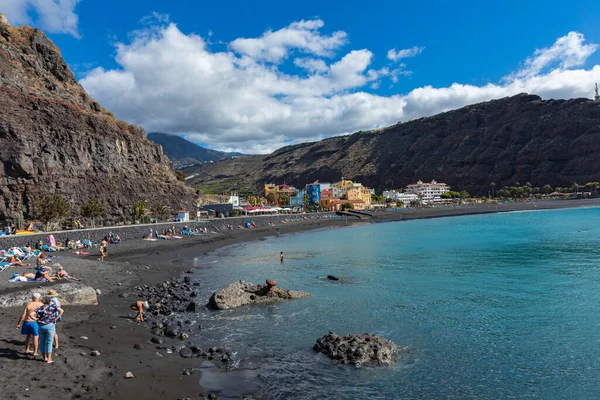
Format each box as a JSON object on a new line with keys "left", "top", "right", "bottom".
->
{"left": 71, "top": 251, "right": 90, "bottom": 255}
{"left": 143, "top": 238, "right": 158, "bottom": 241}
{"left": 48, "top": 235, "right": 56, "bottom": 247}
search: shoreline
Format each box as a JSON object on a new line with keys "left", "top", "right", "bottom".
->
{"left": 1, "top": 198, "right": 598, "bottom": 399}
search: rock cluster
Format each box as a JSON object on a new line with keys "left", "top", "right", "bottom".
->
{"left": 130, "top": 276, "right": 233, "bottom": 366}
{"left": 136, "top": 277, "right": 199, "bottom": 318}
{"left": 313, "top": 332, "right": 400, "bottom": 366}
{"left": 207, "top": 280, "right": 310, "bottom": 310}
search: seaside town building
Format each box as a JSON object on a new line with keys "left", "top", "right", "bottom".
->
{"left": 266, "top": 178, "right": 375, "bottom": 212}
{"left": 306, "top": 182, "right": 326, "bottom": 206}
{"left": 382, "top": 190, "right": 419, "bottom": 204}
{"left": 405, "top": 180, "right": 449, "bottom": 200}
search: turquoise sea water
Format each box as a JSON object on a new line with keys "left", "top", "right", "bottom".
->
{"left": 190, "top": 207, "right": 600, "bottom": 399}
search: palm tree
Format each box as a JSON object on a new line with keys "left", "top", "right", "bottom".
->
{"left": 158, "top": 205, "right": 169, "bottom": 221}
{"left": 133, "top": 200, "right": 151, "bottom": 223}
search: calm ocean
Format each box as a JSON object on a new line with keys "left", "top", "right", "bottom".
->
{"left": 189, "top": 207, "right": 600, "bottom": 399}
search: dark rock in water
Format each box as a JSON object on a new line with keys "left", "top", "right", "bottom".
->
{"left": 207, "top": 280, "right": 310, "bottom": 310}
{"left": 190, "top": 291, "right": 197, "bottom": 298}
{"left": 186, "top": 302, "right": 197, "bottom": 312}
{"left": 313, "top": 332, "right": 400, "bottom": 366}
{"left": 179, "top": 347, "right": 193, "bottom": 358}
{"left": 184, "top": 276, "right": 191, "bottom": 283}
{"left": 182, "top": 368, "right": 192, "bottom": 376}
{"left": 326, "top": 275, "right": 340, "bottom": 281}
{"left": 150, "top": 336, "right": 163, "bottom": 344}
{"left": 133, "top": 343, "right": 144, "bottom": 350}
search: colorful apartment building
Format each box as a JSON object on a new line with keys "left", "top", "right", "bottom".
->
{"left": 306, "top": 182, "right": 322, "bottom": 206}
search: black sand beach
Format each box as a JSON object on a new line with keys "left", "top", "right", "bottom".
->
{"left": 0, "top": 198, "right": 598, "bottom": 400}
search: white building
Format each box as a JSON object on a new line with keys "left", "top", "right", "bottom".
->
{"left": 382, "top": 190, "right": 419, "bottom": 204}
{"left": 228, "top": 191, "right": 240, "bottom": 207}
{"left": 405, "top": 180, "right": 450, "bottom": 200}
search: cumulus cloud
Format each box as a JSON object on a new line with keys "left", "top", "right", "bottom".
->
{"left": 2, "top": 0, "right": 80, "bottom": 37}
{"left": 230, "top": 19, "right": 347, "bottom": 63}
{"left": 387, "top": 46, "right": 425, "bottom": 62}
{"left": 80, "top": 18, "right": 600, "bottom": 154}
{"left": 507, "top": 31, "right": 597, "bottom": 80}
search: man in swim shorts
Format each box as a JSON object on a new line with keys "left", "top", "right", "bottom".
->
{"left": 16, "top": 293, "right": 43, "bottom": 355}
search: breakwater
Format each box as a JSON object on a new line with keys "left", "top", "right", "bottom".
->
{"left": 0, "top": 213, "right": 336, "bottom": 248}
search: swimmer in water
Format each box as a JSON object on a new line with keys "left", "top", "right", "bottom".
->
{"left": 280, "top": 252, "right": 284, "bottom": 262}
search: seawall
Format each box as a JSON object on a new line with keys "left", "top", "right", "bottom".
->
{"left": 0, "top": 213, "right": 336, "bottom": 248}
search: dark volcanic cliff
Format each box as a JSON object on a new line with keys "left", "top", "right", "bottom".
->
{"left": 0, "top": 16, "right": 195, "bottom": 223}
{"left": 189, "top": 94, "right": 600, "bottom": 194}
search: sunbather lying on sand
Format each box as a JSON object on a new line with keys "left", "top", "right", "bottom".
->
{"left": 34, "top": 269, "right": 57, "bottom": 282}
{"left": 57, "top": 266, "right": 80, "bottom": 281}
{"left": 6, "top": 255, "right": 29, "bottom": 267}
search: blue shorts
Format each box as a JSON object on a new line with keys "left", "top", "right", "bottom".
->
{"left": 21, "top": 321, "right": 39, "bottom": 336}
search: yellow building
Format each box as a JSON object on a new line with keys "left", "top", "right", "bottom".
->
{"left": 360, "top": 186, "right": 372, "bottom": 206}
{"left": 264, "top": 183, "right": 277, "bottom": 197}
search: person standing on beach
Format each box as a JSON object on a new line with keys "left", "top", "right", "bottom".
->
{"left": 48, "top": 290, "right": 62, "bottom": 349}
{"left": 276, "top": 226, "right": 280, "bottom": 236}
{"left": 98, "top": 237, "right": 108, "bottom": 261}
{"left": 35, "top": 295, "right": 63, "bottom": 363}
{"left": 16, "top": 293, "right": 42, "bottom": 355}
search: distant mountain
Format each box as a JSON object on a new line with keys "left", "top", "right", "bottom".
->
{"left": 188, "top": 94, "right": 600, "bottom": 195}
{"left": 147, "top": 132, "right": 244, "bottom": 167}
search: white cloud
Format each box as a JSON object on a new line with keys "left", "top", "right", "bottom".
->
{"left": 507, "top": 31, "right": 597, "bottom": 80}
{"left": 230, "top": 19, "right": 347, "bottom": 63}
{"left": 80, "top": 18, "right": 600, "bottom": 154}
{"left": 294, "top": 57, "right": 328, "bottom": 73}
{"left": 387, "top": 46, "right": 425, "bottom": 62}
{"left": 2, "top": 0, "right": 80, "bottom": 37}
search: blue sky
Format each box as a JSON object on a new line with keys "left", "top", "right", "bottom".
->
{"left": 3, "top": 0, "right": 600, "bottom": 152}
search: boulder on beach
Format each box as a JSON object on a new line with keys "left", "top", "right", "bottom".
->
{"left": 0, "top": 282, "right": 98, "bottom": 308}
{"left": 313, "top": 332, "right": 400, "bottom": 366}
{"left": 207, "top": 280, "right": 310, "bottom": 310}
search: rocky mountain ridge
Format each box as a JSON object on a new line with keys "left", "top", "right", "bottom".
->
{"left": 147, "top": 132, "right": 241, "bottom": 167}
{"left": 0, "top": 15, "right": 195, "bottom": 224}
{"left": 188, "top": 94, "right": 600, "bottom": 195}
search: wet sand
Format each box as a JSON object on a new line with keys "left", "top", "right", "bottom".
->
{"left": 0, "top": 198, "right": 598, "bottom": 399}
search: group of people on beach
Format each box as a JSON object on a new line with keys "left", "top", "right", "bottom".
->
{"left": 10, "top": 252, "right": 79, "bottom": 283}
{"left": 16, "top": 290, "right": 64, "bottom": 363}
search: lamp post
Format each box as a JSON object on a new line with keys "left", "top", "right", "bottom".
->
{"left": 70, "top": 198, "right": 74, "bottom": 229}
